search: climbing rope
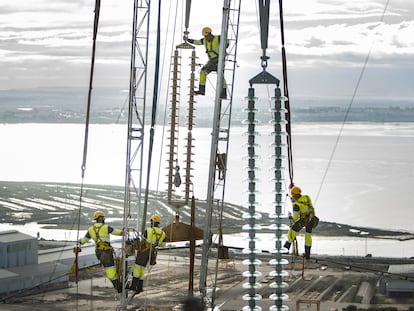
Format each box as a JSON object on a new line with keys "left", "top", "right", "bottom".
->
{"left": 74, "top": 0, "right": 102, "bottom": 285}
{"left": 278, "top": 0, "right": 294, "bottom": 188}
{"left": 141, "top": 0, "right": 162, "bottom": 233}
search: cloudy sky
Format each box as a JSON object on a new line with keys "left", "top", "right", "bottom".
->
{"left": 1, "top": 0, "right": 414, "bottom": 101}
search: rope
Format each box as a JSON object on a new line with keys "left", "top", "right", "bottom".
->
{"left": 141, "top": 0, "right": 162, "bottom": 233}
{"left": 314, "top": 0, "right": 390, "bottom": 204}
{"left": 74, "top": 0, "right": 101, "bottom": 303}
{"left": 278, "top": 0, "right": 294, "bottom": 188}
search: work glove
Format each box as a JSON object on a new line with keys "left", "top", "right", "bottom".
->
{"left": 73, "top": 246, "right": 82, "bottom": 254}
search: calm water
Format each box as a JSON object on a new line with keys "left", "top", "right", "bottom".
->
{"left": 1, "top": 122, "right": 413, "bottom": 235}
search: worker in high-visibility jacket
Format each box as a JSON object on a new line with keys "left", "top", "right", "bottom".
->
{"left": 127, "top": 214, "right": 166, "bottom": 294}
{"left": 79, "top": 211, "right": 123, "bottom": 292}
{"left": 284, "top": 186, "right": 319, "bottom": 259}
{"left": 185, "top": 26, "right": 228, "bottom": 99}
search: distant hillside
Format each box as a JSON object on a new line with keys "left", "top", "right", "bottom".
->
{"left": 1, "top": 87, "right": 414, "bottom": 124}
{"left": 1, "top": 181, "right": 413, "bottom": 241}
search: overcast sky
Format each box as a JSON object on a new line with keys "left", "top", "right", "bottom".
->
{"left": 1, "top": 0, "right": 413, "bottom": 101}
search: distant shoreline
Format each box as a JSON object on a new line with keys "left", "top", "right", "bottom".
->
{"left": 1, "top": 180, "right": 414, "bottom": 242}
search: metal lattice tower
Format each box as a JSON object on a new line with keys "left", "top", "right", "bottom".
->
{"left": 199, "top": 0, "right": 242, "bottom": 306}
{"left": 119, "top": 0, "right": 150, "bottom": 309}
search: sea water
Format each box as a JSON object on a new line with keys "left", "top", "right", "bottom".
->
{"left": 1, "top": 123, "right": 414, "bottom": 255}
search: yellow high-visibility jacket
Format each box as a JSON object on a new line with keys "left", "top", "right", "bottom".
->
{"left": 143, "top": 226, "right": 166, "bottom": 251}
{"left": 292, "top": 195, "right": 315, "bottom": 221}
{"left": 80, "top": 223, "right": 122, "bottom": 249}
{"left": 192, "top": 35, "right": 223, "bottom": 59}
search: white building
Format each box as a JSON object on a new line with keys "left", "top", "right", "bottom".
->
{"left": 0, "top": 230, "right": 68, "bottom": 296}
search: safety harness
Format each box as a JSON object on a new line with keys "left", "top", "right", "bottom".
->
{"left": 204, "top": 35, "right": 220, "bottom": 59}
{"left": 92, "top": 224, "right": 113, "bottom": 251}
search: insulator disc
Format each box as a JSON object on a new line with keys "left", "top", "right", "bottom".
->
{"left": 242, "top": 131, "right": 261, "bottom": 137}
{"left": 242, "top": 306, "right": 263, "bottom": 311}
{"left": 269, "top": 293, "right": 289, "bottom": 301}
{"left": 242, "top": 248, "right": 262, "bottom": 254}
{"left": 270, "top": 177, "right": 286, "bottom": 183}
{"left": 268, "top": 214, "right": 287, "bottom": 220}
{"left": 242, "top": 154, "right": 260, "bottom": 160}
{"left": 269, "top": 281, "right": 289, "bottom": 289}
{"left": 269, "top": 270, "right": 289, "bottom": 277}
{"left": 242, "top": 224, "right": 262, "bottom": 230}
{"left": 242, "top": 293, "right": 263, "bottom": 301}
{"left": 271, "top": 166, "right": 286, "bottom": 171}
{"left": 270, "top": 119, "right": 288, "bottom": 126}
{"left": 241, "top": 119, "right": 260, "bottom": 125}
{"left": 269, "top": 305, "right": 289, "bottom": 311}
{"left": 268, "top": 224, "right": 290, "bottom": 231}
{"left": 271, "top": 154, "right": 286, "bottom": 160}
{"left": 243, "top": 168, "right": 261, "bottom": 174}
{"left": 242, "top": 212, "right": 262, "bottom": 220}
{"left": 244, "top": 95, "right": 259, "bottom": 100}
{"left": 270, "top": 141, "right": 287, "bottom": 147}
{"left": 271, "top": 96, "right": 287, "bottom": 101}
{"left": 242, "top": 282, "right": 262, "bottom": 289}
{"left": 268, "top": 258, "right": 290, "bottom": 265}
{"left": 242, "top": 258, "right": 262, "bottom": 265}
{"left": 242, "top": 106, "right": 260, "bottom": 111}
{"left": 269, "top": 108, "right": 286, "bottom": 113}
{"left": 242, "top": 270, "right": 263, "bottom": 278}
{"left": 243, "top": 164, "right": 262, "bottom": 171}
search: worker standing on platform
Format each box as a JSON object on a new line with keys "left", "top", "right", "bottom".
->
{"left": 78, "top": 211, "right": 123, "bottom": 292}
{"left": 185, "top": 27, "right": 228, "bottom": 99}
{"left": 284, "top": 186, "right": 319, "bottom": 259}
{"left": 127, "top": 214, "right": 166, "bottom": 294}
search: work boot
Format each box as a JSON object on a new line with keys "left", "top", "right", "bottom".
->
{"left": 128, "top": 277, "right": 144, "bottom": 294}
{"left": 284, "top": 241, "right": 291, "bottom": 251}
{"left": 194, "top": 85, "right": 205, "bottom": 96}
{"left": 220, "top": 87, "right": 227, "bottom": 99}
{"left": 304, "top": 245, "right": 311, "bottom": 260}
{"left": 111, "top": 279, "right": 122, "bottom": 293}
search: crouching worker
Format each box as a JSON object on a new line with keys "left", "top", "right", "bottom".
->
{"left": 284, "top": 186, "right": 319, "bottom": 259}
{"left": 79, "top": 211, "right": 123, "bottom": 292}
{"left": 127, "top": 214, "right": 166, "bottom": 294}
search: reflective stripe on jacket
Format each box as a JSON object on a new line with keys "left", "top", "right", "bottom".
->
{"left": 292, "top": 195, "right": 315, "bottom": 220}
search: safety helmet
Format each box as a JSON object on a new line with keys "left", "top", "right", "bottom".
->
{"left": 290, "top": 186, "right": 302, "bottom": 197}
{"left": 93, "top": 211, "right": 105, "bottom": 220}
{"left": 150, "top": 214, "right": 161, "bottom": 223}
{"left": 202, "top": 27, "right": 212, "bottom": 37}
